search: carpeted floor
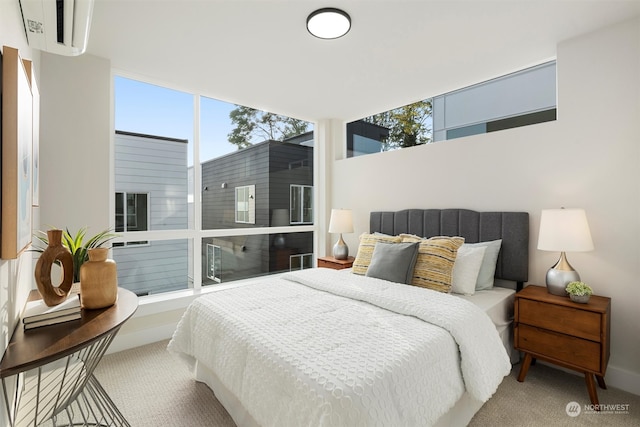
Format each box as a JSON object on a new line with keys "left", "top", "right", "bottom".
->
{"left": 95, "top": 340, "right": 640, "bottom": 426}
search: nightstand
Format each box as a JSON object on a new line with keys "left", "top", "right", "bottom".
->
{"left": 317, "top": 256, "right": 355, "bottom": 270}
{"left": 514, "top": 285, "right": 611, "bottom": 406}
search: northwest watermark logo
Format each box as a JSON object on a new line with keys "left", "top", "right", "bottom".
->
{"left": 566, "top": 401, "right": 581, "bottom": 417}
{"left": 565, "top": 401, "right": 631, "bottom": 417}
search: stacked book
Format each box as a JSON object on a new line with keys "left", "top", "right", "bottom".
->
{"left": 22, "top": 292, "right": 82, "bottom": 330}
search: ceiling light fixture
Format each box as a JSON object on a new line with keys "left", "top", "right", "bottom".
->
{"left": 306, "top": 8, "right": 351, "bottom": 39}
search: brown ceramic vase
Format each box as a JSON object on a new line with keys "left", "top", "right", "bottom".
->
{"left": 34, "top": 229, "right": 74, "bottom": 306}
{"left": 80, "top": 248, "right": 118, "bottom": 309}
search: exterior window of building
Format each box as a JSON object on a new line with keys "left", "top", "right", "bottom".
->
{"left": 235, "top": 185, "right": 255, "bottom": 224}
{"left": 114, "top": 191, "right": 149, "bottom": 246}
{"left": 206, "top": 244, "right": 222, "bottom": 282}
{"left": 290, "top": 253, "right": 313, "bottom": 271}
{"left": 289, "top": 159, "right": 309, "bottom": 169}
{"left": 347, "top": 61, "right": 556, "bottom": 158}
{"left": 290, "top": 185, "right": 312, "bottom": 224}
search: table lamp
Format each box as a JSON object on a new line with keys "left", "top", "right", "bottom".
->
{"left": 271, "top": 209, "right": 289, "bottom": 248}
{"left": 328, "top": 209, "right": 354, "bottom": 260}
{"left": 537, "top": 208, "right": 594, "bottom": 296}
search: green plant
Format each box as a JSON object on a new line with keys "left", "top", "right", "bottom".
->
{"left": 33, "top": 227, "right": 119, "bottom": 282}
{"left": 565, "top": 281, "right": 593, "bottom": 296}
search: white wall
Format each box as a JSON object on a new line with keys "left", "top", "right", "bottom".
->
{"left": 38, "top": 52, "right": 111, "bottom": 231}
{"left": 0, "top": 0, "right": 39, "bottom": 362}
{"left": 331, "top": 17, "right": 640, "bottom": 394}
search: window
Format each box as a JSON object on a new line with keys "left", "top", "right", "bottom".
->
{"left": 432, "top": 61, "right": 556, "bottom": 141}
{"left": 290, "top": 253, "right": 313, "bottom": 271}
{"left": 289, "top": 159, "right": 309, "bottom": 169}
{"left": 290, "top": 185, "right": 312, "bottom": 224}
{"left": 347, "top": 101, "right": 433, "bottom": 158}
{"left": 235, "top": 185, "right": 255, "bottom": 224}
{"left": 206, "top": 244, "right": 221, "bottom": 282}
{"left": 115, "top": 76, "right": 314, "bottom": 296}
{"left": 114, "top": 192, "right": 149, "bottom": 246}
{"left": 347, "top": 61, "right": 556, "bottom": 157}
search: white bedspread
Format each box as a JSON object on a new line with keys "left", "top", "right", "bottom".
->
{"left": 168, "top": 269, "right": 511, "bottom": 427}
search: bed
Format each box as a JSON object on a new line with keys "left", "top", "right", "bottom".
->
{"left": 168, "top": 208, "right": 529, "bottom": 427}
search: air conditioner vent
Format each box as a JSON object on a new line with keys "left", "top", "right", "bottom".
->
{"left": 20, "top": 0, "right": 94, "bottom": 56}
{"left": 55, "top": 0, "right": 64, "bottom": 43}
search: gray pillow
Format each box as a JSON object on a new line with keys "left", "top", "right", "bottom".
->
{"left": 464, "top": 240, "right": 502, "bottom": 290}
{"left": 365, "top": 241, "right": 419, "bottom": 284}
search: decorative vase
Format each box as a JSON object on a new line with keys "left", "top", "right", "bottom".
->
{"left": 570, "top": 294, "right": 590, "bottom": 304}
{"left": 80, "top": 248, "right": 118, "bottom": 309}
{"left": 34, "top": 229, "right": 74, "bottom": 306}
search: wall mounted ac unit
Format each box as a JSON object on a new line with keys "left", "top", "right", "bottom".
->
{"left": 19, "top": 0, "right": 95, "bottom": 56}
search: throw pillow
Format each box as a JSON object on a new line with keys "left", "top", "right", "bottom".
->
{"left": 401, "top": 235, "right": 465, "bottom": 293}
{"left": 451, "top": 245, "right": 487, "bottom": 295}
{"left": 365, "top": 241, "right": 420, "bottom": 284}
{"left": 352, "top": 233, "right": 402, "bottom": 275}
{"left": 464, "top": 240, "right": 503, "bottom": 290}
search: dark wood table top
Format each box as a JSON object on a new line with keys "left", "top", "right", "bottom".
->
{"left": 0, "top": 288, "right": 138, "bottom": 378}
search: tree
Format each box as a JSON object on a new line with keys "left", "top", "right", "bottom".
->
{"left": 228, "top": 105, "right": 310, "bottom": 149}
{"left": 363, "top": 100, "right": 432, "bottom": 151}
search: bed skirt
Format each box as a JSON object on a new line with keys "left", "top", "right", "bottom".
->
{"left": 195, "top": 360, "right": 485, "bottom": 427}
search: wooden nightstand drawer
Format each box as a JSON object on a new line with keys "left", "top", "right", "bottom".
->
{"left": 518, "top": 299, "right": 602, "bottom": 342}
{"left": 516, "top": 324, "right": 601, "bottom": 372}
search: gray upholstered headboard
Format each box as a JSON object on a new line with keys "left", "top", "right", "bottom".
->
{"left": 370, "top": 209, "right": 529, "bottom": 290}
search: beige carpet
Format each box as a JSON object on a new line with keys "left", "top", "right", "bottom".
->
{"left": 95, "top": 340, "right": 640, "bottom": 426}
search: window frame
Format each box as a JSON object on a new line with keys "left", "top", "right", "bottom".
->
{"left": 112, "top": 74, "right": 318, "bottom": 299}
{"left": 290, "top": 184, "right": 313, "bottom": 225}
{"left": 114, "top": 191, "right": 150, "bottom": 247}
{"left": 235, "top": 185, "right": 255, "bottom": 224}
{"left": 289, "top": 253, "right": 313, "bottom": 271}
{"left": 206, "top": 243, "right": 222, "bottom": 283}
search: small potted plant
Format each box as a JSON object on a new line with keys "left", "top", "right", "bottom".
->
{"left": 565, "top": 281, "right": 593, "bottom": 303}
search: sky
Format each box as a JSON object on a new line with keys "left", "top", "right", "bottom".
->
{"left": 114, "top": 76, "right": 241, "bottom": 166}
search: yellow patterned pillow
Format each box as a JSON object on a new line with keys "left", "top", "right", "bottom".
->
{"left": 352, "top": 233, "right": 402, "bottom": 275}
{"left": 400, "top": 234, "right": 465, "bottom": 293}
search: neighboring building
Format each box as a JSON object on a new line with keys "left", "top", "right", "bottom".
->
{"left": 113, "top": 131, "right": 189, "bottom": 296}
{"left": 112, "top": 124, "right": 387, "bottom": 288}
{"left": 201, "top": 134, "right": 314, "bottom": 284}
{"left": 346, "top": 120, "right": 390, "bottom": 157}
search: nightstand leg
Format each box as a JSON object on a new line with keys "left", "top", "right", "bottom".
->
{"left": 585, "top": 374, "right": 600, "bottom": 408}
{"left": 517, "top": 353, "right": 533, "bottom": 382}
{"left": 596, "top": 375, "right": 607, "bottom": 390}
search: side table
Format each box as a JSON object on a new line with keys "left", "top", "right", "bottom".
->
{"left": 514, "top": 285, "right": 610, "bottom": 406}
{"left": 317, "top": 256, "right": 355, "bottom": 270}
{"left": 0, "top": 287, "right": 138, "bottom": 426}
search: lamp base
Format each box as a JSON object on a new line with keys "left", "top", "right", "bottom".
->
{"left": 545, "top": 252, "right": 580, "bottom": 296}
{"left": 332, "top": 234, "right": 349, "bottom": 260}
{"left": 273, "top": 234, "right": 286, "bottom": 249}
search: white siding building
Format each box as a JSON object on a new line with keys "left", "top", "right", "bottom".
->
{"left": 113, "top": 131, "right": 189, "bottom": 295}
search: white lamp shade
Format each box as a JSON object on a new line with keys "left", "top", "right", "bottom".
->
{"left": 537, "top": 208, "right": 594, "bottom": 252}
{"left": 271, "top": 209, "right": 289, "bottom": 227}
{"left": 328, "top": 209, "right": 354, "bottom": 234}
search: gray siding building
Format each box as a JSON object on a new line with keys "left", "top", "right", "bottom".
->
{"left": 201, "top": 137, "right": 314, "bottom": 284}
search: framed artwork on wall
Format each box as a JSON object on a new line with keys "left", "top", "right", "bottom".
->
{"left": 23, "top": 59, "right": 40, "bottom": 207}
{"left": 1, "top": 46, "right": 33, "bottom": 259}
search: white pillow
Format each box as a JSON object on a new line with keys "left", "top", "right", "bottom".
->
{"left": 465, "top": 240, "right": 503, "bottom": 290}
{"left": 451, "top": 245, "right": 487, "bottom": 295}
